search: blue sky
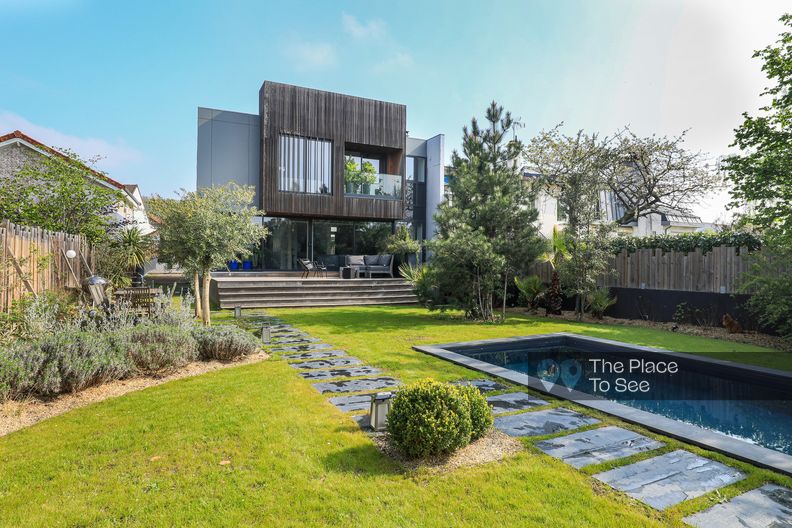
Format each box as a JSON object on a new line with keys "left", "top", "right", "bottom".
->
{"left": 0, "top": 0, "right": 788, "bottom": 220}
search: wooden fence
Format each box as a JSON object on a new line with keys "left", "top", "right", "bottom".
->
{"left": 0, "top": 220, "right": 94, "bottom": 312}
{"left": 531, "top": 246, "right": 754, "bottom": 294}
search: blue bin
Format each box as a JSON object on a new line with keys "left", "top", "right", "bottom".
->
{"left": 242, "top": 260, "right": 253, "bottom": 270}
{"left": 228, "top": 261, "right": 239, "bottom": 271}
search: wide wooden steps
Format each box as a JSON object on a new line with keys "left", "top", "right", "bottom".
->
{"left": 211, "top": 276, "right": 418, "bottom": 309}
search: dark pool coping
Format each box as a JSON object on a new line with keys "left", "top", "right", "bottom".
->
{"left": 413, "top": 332, "right": 792, "bottom": 477}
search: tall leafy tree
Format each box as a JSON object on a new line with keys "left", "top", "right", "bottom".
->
{"left": 725, "top": 14, "right": 792, "bottom": 238}
{"left": 148, "top": 183, "right": 267, "bottom": 325}
{"left": 0, "top": 149, "right": 122, "bottom": 242}
{"left": 523, "top": 128, "right": 615, "bottom": 320}
{"left": 428, "top": 102, "right": 544, "bottom": 321}
{"left": 724, "top": 14, "right": 792, "bottom": 337}
{"left": 606, "top": 129, "right": 719, "bottom": 224}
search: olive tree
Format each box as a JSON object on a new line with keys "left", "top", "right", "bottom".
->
{"left": 148, "top": 183, "right": 267, "bottom": 325}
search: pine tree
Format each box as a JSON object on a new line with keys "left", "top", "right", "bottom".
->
{"left": 427, "top": 102, "right": 544, "bottom": 321}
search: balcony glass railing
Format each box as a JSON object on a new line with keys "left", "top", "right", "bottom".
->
{"left": 344, "top": 171, "right": 402, "bottom": 200}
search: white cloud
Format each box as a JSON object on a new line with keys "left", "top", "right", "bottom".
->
{"left": 342, "top": 13, "right": 386, "bottom": 39}
{"left": 373, "top": 52, "right": 414, "bottom": 73}
{"left": 283, "top": 40, "right": 337, "bottom": 71}
{"left": 0, "top": 111, "right": 142, "bottom": 172}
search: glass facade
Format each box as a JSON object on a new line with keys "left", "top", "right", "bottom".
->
{"left": 259, "top": 217, "right": 309, "bottom": 270}
{"left": 256, "top": 217, "right": 394, "bottom": 271}
{"left": 404, "top": 156, "right": 427, "bottom": 244}
{"left": 278, "top": 134, "right": 332, "bottom": 194}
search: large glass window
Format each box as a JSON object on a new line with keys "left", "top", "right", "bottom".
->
{"left": 344, "top": 150, "right": 401, "bottom": 199}
{"left": 406, "top": 156, "right": 426, "bottom": 182}
{"left": 278, "top": 134, "right": 332, "bottom": 194}
{"left": 312, "top": 219, "right": 393, "bottom": 269}
{"left": 260, "top": 217, "right": 309, "bottom": 270}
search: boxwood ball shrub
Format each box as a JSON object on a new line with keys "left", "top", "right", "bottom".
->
{"left": 456, "top": 384, "right": 493, "bottom": 440}
{"left": 387, "top": 379, "right": 473, "bottom": 458}
{"left": 193, "top": 325, "right": 260, "bottom": 361}
{"left": 123, "top": 324, "right": 198, "bottom": 374}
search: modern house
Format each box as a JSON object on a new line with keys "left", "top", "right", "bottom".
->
{"left": 0, "top": 130, "right": 153, "bottom": 234}
{"left": 197, "top": 81, "right": 444, "bottom": 272}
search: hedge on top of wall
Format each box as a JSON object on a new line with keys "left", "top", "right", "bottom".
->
{"left": 609, "top": 231, "right": 763, "bottom": 255}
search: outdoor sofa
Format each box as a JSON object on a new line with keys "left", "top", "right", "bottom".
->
{"left": 345, "top": 254, "right": 394, "bottom": 278}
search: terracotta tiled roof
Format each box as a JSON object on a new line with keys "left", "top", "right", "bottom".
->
{"left": 0, "top": 129, "right": 127, "bottom": 190}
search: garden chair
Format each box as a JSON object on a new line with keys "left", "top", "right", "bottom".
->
{"left": 298, "top": 258, "right": 319, "bottom": 278}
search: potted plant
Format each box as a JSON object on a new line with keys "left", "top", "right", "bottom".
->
{"left": 386, "top": 224, "right": 421, "bottom": 273}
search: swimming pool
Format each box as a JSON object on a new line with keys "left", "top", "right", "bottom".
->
{"left": 416, "top": 333, "right": 792, "bottom": 458}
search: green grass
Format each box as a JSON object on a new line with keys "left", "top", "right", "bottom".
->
{"left": 0, "top": 305, "right": 789, "bottom": 527}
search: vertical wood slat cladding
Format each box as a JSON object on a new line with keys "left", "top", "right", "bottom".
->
{"left": 260, "top": 81, "right": 406, "bottom": 220}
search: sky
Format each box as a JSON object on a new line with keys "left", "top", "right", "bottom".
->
{"left": 0, "top": 0, "right": 788, "bottom": 222}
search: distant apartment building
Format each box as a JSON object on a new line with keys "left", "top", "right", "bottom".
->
{"left": 0, "top": 130, "right": 152, "bottom": 234}
{"left": 196, "top": 81, "right": 444, "bottom": 271}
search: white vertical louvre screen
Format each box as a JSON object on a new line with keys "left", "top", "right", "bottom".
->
{"left": 278, "top": 134, "right": 331, "bottom": 194}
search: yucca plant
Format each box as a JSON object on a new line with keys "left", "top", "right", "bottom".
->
{"left": 514, "top": 275, "right": 544, "bottom": 312}
{"left": 585, "top": 287, "right": 617, "bottom": 319}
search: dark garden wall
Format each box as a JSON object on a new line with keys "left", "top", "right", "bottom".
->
{"left": 597, "top": 287, "right": 761, "bottom": 330}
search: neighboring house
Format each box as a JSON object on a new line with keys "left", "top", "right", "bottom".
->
{"left": 0, "top": 130, "right": 153, "bottom": 234}
{"left": 196, "top": 81, "right": 445, "bottom": 271}
{"left": 525, "top": 172, "right": 710, "bottom": 238}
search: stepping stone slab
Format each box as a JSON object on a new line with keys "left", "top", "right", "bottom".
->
{"left": 270, "top": 343, "right": 332, "bottom": 352}
{"left": 281, "top": 350, "right": 347, "bottom": 360}
{"left": 328, "top": 394, "right": 374, "bottom": 412}
{"left": 272, "top": 337, "right": 321, "bottom": 344}
{"left": 289, "top": 357, "right": 362, "bottom": 369}
{"left": 299, "top": 366, "right": 382, "bottom": 380}
{"left": 594, "top": 449, "right": 745, "bottom": 510}
{"left": 452, "top": 379, "right": 508, "bottom": 393}
{"left": 270, "top": 332, "right": 308, "bottom": 338}
{"left": 313, "top": 377, "right": 401, "bottom": 394}
{"left": 487, "top": 392, "right": 548, "bottom": 414}
{"left": 683, "top": 484, "right": 792, "bottom": 528}
{"left": 494, "top": 407, "right": 600, "bottom": 437}
{"left": 536, "top": 426, "right": 664, "bottom": 468}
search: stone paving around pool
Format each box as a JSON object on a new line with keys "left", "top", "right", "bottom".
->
{"left": 258, "top": 315, "right": 792, "bottom": 525}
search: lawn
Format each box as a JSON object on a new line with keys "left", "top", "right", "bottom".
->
{"left": 0, "top": 305, "right": 789, "bottom": 527}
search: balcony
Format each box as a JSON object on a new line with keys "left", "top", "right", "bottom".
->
{"left": 344, "top": 170, "right": 402, "bottom": 200}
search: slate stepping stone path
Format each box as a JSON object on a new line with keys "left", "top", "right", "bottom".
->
{"left": 281, "top": 350, "right": 347, "bottom": 361}
{"left": 594, "top": 449, "right": 745, "bottom": 510}
{"left": 536, "top": 426, "right": 664, "bottom": 468}
{"left": 299, "top": 366, "right": 382, "bottom": 380}
{"left": 265, "top": 316, "right": 771, "bottom": 525}
{"left": 328, "top": 394, "right": 374, "bottom": 412}
{"left": 313, "top": 377, "right": 401, "bottom": 394}
{"left": 683, "top": 484, "right": 792, "bottom": 528}
{"left": 288, "top": 357, "right": 362, "bottom": 369}
{"left": 494, "top": 407, "right": 600, "bottom": 437}
{"left": 487, "top": 392, "right": 548, "bottom": 414}
{"left": 452, "top": 379, "right": 508, "bottom": 393}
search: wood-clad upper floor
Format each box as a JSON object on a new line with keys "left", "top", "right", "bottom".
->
{"left": 259, "top": 81, "right": 407, "bottom": 220}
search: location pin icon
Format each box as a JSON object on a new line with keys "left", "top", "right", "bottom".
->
{"left": 537, "top": 359, "right": 560, "bottom": 391}
{"left": 560, "top": 359, "right": 582, "bottom": 390}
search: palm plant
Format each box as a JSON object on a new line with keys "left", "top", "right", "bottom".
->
{"left": 541, "top": 226, "right": 567, "bottom": 315}
{"left": 115, "top": 227, "right": 153, "bottom": 283}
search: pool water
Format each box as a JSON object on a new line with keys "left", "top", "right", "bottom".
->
{"left": 451, "top": 342, "right": 792, "bottom": 455}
